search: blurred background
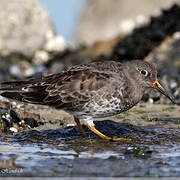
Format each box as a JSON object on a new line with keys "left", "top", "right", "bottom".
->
{"left": 39, "top": 0, "right": 86, "bottom": 44}
{"left": 40, "top": 0, "right": 180, "bottom": 46}
{"left": 0, "top": 0, "right": 180, "bottom": 55}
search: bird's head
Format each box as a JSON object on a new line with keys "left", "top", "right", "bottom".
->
{"left": 124, "top": 60, "right": 176, "bottom": 104}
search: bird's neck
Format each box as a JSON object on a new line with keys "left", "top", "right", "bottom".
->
{"left": 123, "top": 65, "right": 144, "bottom": 104}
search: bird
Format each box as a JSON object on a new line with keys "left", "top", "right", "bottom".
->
{"left": 0, "top": 60, "right": 176, "bottom": 140}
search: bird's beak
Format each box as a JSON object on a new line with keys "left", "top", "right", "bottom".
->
{"left": 152, "top": 80, "right": 176, "bottom": 103}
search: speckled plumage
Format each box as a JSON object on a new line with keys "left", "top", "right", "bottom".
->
{"left": 0, "top": 60, "right": 175, "bottom": 139}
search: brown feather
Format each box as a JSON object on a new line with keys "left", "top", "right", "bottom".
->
{"left": 0, "top": 61, "right": 120, "bottom": 110}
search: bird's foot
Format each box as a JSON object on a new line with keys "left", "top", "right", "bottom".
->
{"left": 88, "top": 125, "right": 131, "bottom": 141}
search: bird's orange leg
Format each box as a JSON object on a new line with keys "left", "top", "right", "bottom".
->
{"left": 74, "top": 116, "right": 86, "bottom": 137}
{"left": 88, "top": 125, "right": 131, "bottom": 141}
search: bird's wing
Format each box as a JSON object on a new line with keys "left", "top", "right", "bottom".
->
{"left": 0, "top": 67, "right": 116, "bottom": 109}
{"left": 44, "top": 69, "right": 114, "bottom": 109}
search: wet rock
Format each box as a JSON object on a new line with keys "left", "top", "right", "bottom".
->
{"left": 154, "top": 118, "right": 180, "bottom": 123}
{"left": 17, "top": 104, "right": 73, "bottom": 129}
{"left": 124, "top": 147, "right": 152, "bottom": 158}
{"left": 0, "top": 106, "right": 38, "bottom": 133}
{"left": 10, "top": 120, "right": 147, "bottom": 142}
{"left": 1, "top": 114, "right": 13, "bottom": 129}
{"left": 10, "top": 109, "right": 21, "bottom": 124}
{"left": 1, "top": 119, "right": 9, "bottom": 133}
{"left": 24, "top": 118, "right": 38, "bottom": 128}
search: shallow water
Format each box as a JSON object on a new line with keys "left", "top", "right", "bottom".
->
{"left": 0, "top": 118, "right": 180, "bottom": 177}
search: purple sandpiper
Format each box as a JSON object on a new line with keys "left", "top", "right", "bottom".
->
{"left": 0, "top": 60, "right": 176, "bottom": 140}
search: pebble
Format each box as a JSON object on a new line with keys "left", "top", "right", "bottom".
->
{"left": 170, "top": 80, "right": 177, "bottom": 89}
{"left": 67, "top": 124, "right": 76, "bottom": 127}
{"left": 9, "top": 127, "right": 18, "bottom": 133}
{"left": 148, "top": 98, "right": 154, "bottom": 104}
{"left": 44, "top": 35, "right": 66, "bottom": 52}
{"left": 9, "top": 65, "right": 22, "bottom": 78}
{"left": 33, "top": 50, "right": 49, "bottom": 65}
{"left": 24, "top": 118, "right": 38, "bottom": 128}
{"left": 10, "top": 109, "right": 21, "bottom": 123}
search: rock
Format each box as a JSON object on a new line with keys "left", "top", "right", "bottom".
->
{"left": 24, "top": 118, "right": 38, "bottom": 128}
{"left": 0, "top": 0, "right": 56, "bottom": 57}
{"left": 0, "top": 0, "right": 67, "bottom": 80}
{"left": 73, "top": 0, "right": 180, "bottom": 46}
{"left": 145, "top": 33, "right": 180, "bottom": 76}
{"left": 10, "top": 109, "right": 21, "bottom": 123}
{"left": 111, "top": 4, "right": 180, "bottom": 61}
{"left": 44, "top": 35, "right": 66, "bottom": 53}
{"left": 145, "top": 32, "right": 180, "bottom": 103}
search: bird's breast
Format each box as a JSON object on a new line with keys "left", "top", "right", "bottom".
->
{"left": 81, "top": 89, "right": 137, "bottom": 118}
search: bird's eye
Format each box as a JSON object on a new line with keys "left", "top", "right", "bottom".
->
{"left": 140, "top": 70, "right": 148, "bottom": 76}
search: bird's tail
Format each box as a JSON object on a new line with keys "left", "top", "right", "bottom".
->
{"left": 0, "top": 80, "right": 31, "bottom": 91}
{"left": 0, "top": 79, "right": 49, "bottom": 104}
